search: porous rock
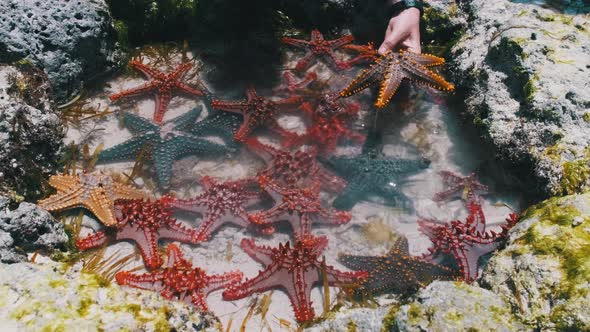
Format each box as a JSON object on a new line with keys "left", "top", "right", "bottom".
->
{"left": 0, "top": 0, "right": 121, "bottom": 102}
{"left": 480, "top": 193, "right": 590, "bottom": 331}
{"left": 447, "top": 0, "right": 590, "bottom": 196}
{"left": 0, "top": 261, "right": 212, "bottom": 331}
{"left": 0, "top": 63, "right": 63, "bottom": 200}
{"left": 0, "top": 195, "right": 68, "bottom": 263}
{"left": 394, "top": 281, "right": 524, "bottom": 331}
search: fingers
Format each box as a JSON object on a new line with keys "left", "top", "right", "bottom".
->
{"left": 378, "top": 28, "right": 406, "bottom": 55}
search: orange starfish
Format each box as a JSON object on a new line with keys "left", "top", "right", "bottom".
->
{"left": 110, "top": 60, "right": 209, "bottom": 123}
{"left": 340, "top": 49, "right": 454, "bottom": 108}
{"left": 38, "top": 171, "right": 146, "bottom": 227}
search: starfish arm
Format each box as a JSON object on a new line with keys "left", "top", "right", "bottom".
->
{"left": 115, "top": 269, "right": 165, "bottom": 290}
{"left": 97, "top": 136, "right": 149, "bottom": 162}
{"left": 244, "top": 138, "right": 278, "bottom": 163}
{"left": 375, "top": 64, "right": 403, "bottom": 108}
{"left": 402, "top": 50, "right": 446, "bottom": 67}
{"left": 332, "top": 179, "right": 367, "bottom": 210}
{"left": 339, "top": 56, "right": 388, "bottom": 98}
{"left": 274, "top": 96, "right": 303, "bottom": 111}
{"left": 211, "top": 99, "right": 249, "bottom": 115}
{"left": 37, "top": 187, "right": 83, "bottom": 212}
{"left": 314, "top": 207, "right": 351, "bottom": 227}
{"left": 294, "top": 51, "right": 315, "bottom": 72}
{"left": 129, "top": 60, "right": 163, "bottom": 79}
{"left": 164, "top": 243, "right": 185, "bottom": 267}
{"left": 157, "top": 219, "right": 202, "bottom": 244}
{"left": 267, "top": 119, "right": 297, "bottom": 141}
{"left": 248, "top": 203, "right": 287, "bottom": 228}
{"left": 323, "top": 262, "right": 367, "bottom": 285}
{"left": 222, "top": 263, "right": 282, "bottom": 301}
{"left": 154, "top": 91, "right": 173, "bottom": 123}
{"left": 46, "top": 174, "right": 80, "bottom": 192}
{"left": 327, "top": 34, "right": 354, "bottom": 48}
{"left": 402, "top": 61, "right": 455, "bottom": 92}
{"left": 168, "top": 195, "right": 209, "bottom": 214}
{"left": 169, "top": 62, "right": 193, "bottom": 81}
{"left": 205, "top": 271, "right": 244, "bottom": 294}
{"left": 338, "top": 254, "right": 382, "bottom": 271}
{"left": 316, "top": 166, "right": 347, "bottom": 192}
{"left": 189, "top": 291, "right": 210, "bottom": 312}
{"left": 111, "top": 182, "right": 147, "bottom": 201}
{"left": 323, "top": 52, "right": 352, "bottom": 71}
{"left": 239, "top": 238, "right": 274, "bottom": 266}
{"left": 433, "top": 185, "right": 463, "bottom": 202}
{"left": 116, "top": 223, "right": 163, "bottom": 269}
{"left": 170, "top": 107, "right": 202, "bottom": 131}
{"left": 152, "top": 143, "right": 175, "bottom": 189}
{"left": 109, "top": 81, "right": 159, "bottom": 102}
{"left": 290, "top": 268, "right": 318, "bottom": 322}
{"left": 194, "top": 212, "right": 224, "bottom": 242}
{"left": 190, "top": 112, "right": 241, "bottom": 147}
{"left": 75, "top": 230, "right": 109, "bottom": 250}
{"left": 121, "top": 111, "right": 159, "bottom": 134}
{"left": 282, "top": 37, "right": 311, "bottom": 48}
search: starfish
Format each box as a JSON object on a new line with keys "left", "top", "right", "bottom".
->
{"left": 342, "top": 42, "right": 379, "bottom": 66}
{"left": 76, "top": 198, "right": 201, "bottom": 269}
{"left": 211, "top": 86, "right": 302, "bottom": 142}
{"left": 248, "top": 175, "right": 351, "bottom": 239}
{"left": 285, "top": 91, "right": 365, "bottom": 153}
{"left": 245, "top": 137, "right": 346, "bottom": 192}
{"left": 110, "top": 60, "right": 209, "bottom": 123}
{"left": 418, "top": 203, "right": 519, "bottom": 282}
{"left": 37, "top": 171, "right": 145, "bottom": 227}
{"left": 98, "top": 107, "right": 234, "bottom": 188}
{"left": 189, "top": 110, "right": 242, "bottom": 149}
{"left": 339, "top": 49, "right": 455, "bottom": 108}
{"left": 273, "top": 71, "right": 317, "bottom": 97}
{"left": 116, "top": 243, "right": 243, "bottom": 312}
{"left": 433, "top": 171, "right": 489, "bottom": 205}
{"left": 324, "top": 154, "right": 431, "bottom": 210}
{"left": 339, "top": 235, "right": 459, "bottom": 297}
{"left": 282, "top": 29, "right": 354, "bottom": 72}
{"left": 168, "top": 176, "right": 265, "bottom": 241}
{"left": 223, "top": 236, "right": 367, "bottom": 322}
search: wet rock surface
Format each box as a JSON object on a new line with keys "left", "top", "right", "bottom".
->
{"left": 480, "top": 193, "right": 590, "bottom": 331}
{"left": 0, "top": 64, "right": 63, "bottom": 200}
{"left": 446, "top": 0, "right": 590, "bottom": 196}
{"left": 0, "top": 196, "right": 67, "bottom": 263}
{"left": 0, "top": 261, "right": 212, "bottom": 331}
{"left": 394, "top": 281, "right": 524, "bottom": 331}
{"left": 0, "top": 0, "right": 121, "bottom": 102}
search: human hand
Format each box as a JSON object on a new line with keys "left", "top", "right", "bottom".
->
{"left": 378, "top": 7, "right": 421, "bottom": 55}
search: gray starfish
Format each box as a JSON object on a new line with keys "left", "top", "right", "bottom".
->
{"left": 325, "top": 154, "right": 430, "bottom": 210}
{"left": 98, "top": 107, "right": 235, "bottom": 188}
{"left": 189, "top": 110, "right": 242, "bottom": 149}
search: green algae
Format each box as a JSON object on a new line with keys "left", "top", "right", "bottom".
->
{"left": 561, "top": 159, "right": 590, "bottom": 195}
{"left": 381, "top": 305, "right": 400, "bottom": 332}
{"left": 346, "top": 319, "right": 358, "bottom": 332}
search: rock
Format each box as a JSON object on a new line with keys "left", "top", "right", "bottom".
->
{"left": 0, "top": 261, "right": 212, "bottom": 331}
{"left": 447, "top": 0, "right": 590, "bottom": 196}
{"left": 480, "top": 193, "right": 590, "bottom": 331}
{"left": 0, "top": 63, "right": 63, "bottom": 200}
{"left": 0, "top": 0, "right": 121, "bottom": 103}
{"left": 304, "top": 306, "right": 392, "bottom": 332}
{"left": 0, "top": 196, "right": 68, "bottom": 263}
{"left": 393, "top": 281, "right": 525, "bottom": 331}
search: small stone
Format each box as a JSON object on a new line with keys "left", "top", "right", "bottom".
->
{"left": 572, "top": 216, "right": 583, "bottom": 226}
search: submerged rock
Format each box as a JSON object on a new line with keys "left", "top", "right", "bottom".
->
{"left": 0, "top": 0, "right": 121, "bottom": 102}
{"left": 0, "top": 261, "right": 211, "bottom": 331}
{"left": 0, "top": 64, "right": 63, "bottom": 200}
{"left": 0, "top": 196, "right": 67, "bottom": 263}
{"left": 393, "top": 281, "right": 524, "bottom": 331}
{"left": 480, "top": 193, "right": 590, "bottom": 331}
{"left": 447, "top": 0, "right": 590, "bottom": 196}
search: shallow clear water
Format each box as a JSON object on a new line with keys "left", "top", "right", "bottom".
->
{"left": 64, "top": 46, "right": 525, "bottom": 330}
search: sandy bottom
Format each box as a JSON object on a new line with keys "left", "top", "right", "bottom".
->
{"left": 60, "top": 47, "right": 523, "bottom": 331}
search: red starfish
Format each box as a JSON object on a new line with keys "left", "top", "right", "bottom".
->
{"left": 418, "top": 203, "right": 518, "bottom": 282}
{"left": 282, "top": 29, "right": 354, "bottom": 72}
{"left": 248, "top": 175, "right": 351, "bottom": 239}
{"left": 211, "top": 86, "right": 302, "bottom": 142}
{"left": 245, "top": 137, "right": 346, "bottom": 192}
{"left": 116, "top": 243, "right": 243, "bottom": 312}
{"left": 110, "top": 60, "right": 208, "bottom": 123}
{"left": 168, "top": 176, "right": 266, "bottom": 241}
{"left": 342, "top": 42, "right": 379, "bottom": 66}
{"left": 284, "top": 91, "right": 365, "bottom": 153}
{"left": 223, "top": 236, "right": 367, "bottom": 322}
{"left": 76, "top": 198, "right": 201, "bottom": 270}
{"left": 433, "top": 171, "right": 489, "bottom": 205}
{"left": 273, "top": 71, "right": 317, "bottom": 97}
